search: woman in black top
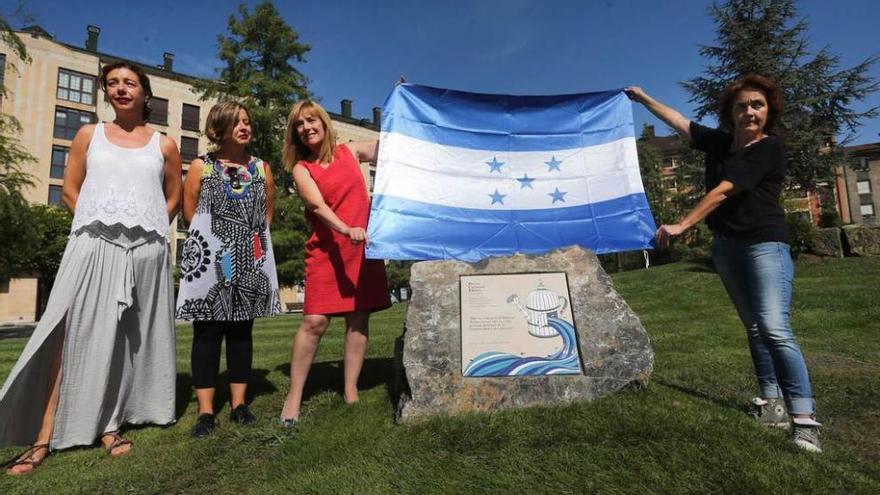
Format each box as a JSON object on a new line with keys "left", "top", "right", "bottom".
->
{"left": 625, "top": 75, "right": 821, "bottom": 453}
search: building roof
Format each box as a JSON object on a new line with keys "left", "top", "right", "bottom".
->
{"left": 16, "top": 25, "right": 381, "bottom": 131}
{"left": 645, "top": 134, "right": 685, "bottom": 153}
{"left": 20, "top": 25, "right": 197, "bottom": 84}
{"left": 845, "top": 142, "right": 880, "bottom": 157}
{"left": 326, "top": 111, "right": 379, "bottom": 131}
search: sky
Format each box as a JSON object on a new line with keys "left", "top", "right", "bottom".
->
{"left": 7, "top": 0, "right": 880, "bottom": 144}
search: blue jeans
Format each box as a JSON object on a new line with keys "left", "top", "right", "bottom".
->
{"left": 712, "top": 238, "right": 815, "bottom": 415}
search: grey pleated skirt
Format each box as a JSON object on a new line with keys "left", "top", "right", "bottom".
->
{"left": 0, "top": 227, "right": 176, "bottom": 450}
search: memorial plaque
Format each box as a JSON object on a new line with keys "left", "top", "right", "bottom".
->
{"left": 394, "top": 247, "right": 654, "bottom": 423}
{"left": 460, "top": 272, "right": 583, "bottom": 377}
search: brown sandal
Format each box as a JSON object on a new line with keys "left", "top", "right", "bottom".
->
{"left": 101, "top": 431, "right": 133, "bottom": 457}
{"left": 6, "top": 443, "right": 50, "bottom": 475}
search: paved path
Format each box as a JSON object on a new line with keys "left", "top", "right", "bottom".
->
{"left": 0, "top": 324, "right": 36, "bottom": 340}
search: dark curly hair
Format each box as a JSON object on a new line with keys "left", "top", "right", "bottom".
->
{"left": 100, "top": 61, "right": 154, "bottom": 120}
{"left": 718, "top": 74, "right": 783, "bottom": 134}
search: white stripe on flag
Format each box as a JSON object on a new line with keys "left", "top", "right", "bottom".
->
{"left": 375, "top": 132, "right": 644, "bottom": 210}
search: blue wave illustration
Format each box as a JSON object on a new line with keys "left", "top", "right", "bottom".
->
{"left": 463, "top": 317, "right": 583, "bottom": 377}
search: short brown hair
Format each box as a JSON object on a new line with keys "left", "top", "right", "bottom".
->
{"left": 100, "top": 61, "right": 153, "bottom": 120}
{"left": 719, "top": 74, "right": 783, "bottom": 133}
{"left": 283, "top": 100, "right": 337, "bottom": 171}
{"left": 205, "top": 101, "right": 251, "bottom": 144}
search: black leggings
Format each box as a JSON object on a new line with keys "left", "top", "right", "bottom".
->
{"left": 191, "top": 320, "right": 254, "bottom": 389}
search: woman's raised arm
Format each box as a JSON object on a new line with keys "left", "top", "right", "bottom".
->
{"left": 625, "top": 86, "right": 692, "bottom": 140}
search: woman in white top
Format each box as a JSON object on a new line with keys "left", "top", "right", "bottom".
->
{"left": 1, "top": 62, "right": 182, "bottom": 475}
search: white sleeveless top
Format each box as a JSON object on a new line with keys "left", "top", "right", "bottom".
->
{"left": 71, "top": 123, "right": 169, "bottom": 237}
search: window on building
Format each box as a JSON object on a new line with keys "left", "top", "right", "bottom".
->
{"left": 368, "top": 168, "right": 376, "bottom": 192}
{"left": 661, "top": 175, "right": 678, "bottom": 190}
{"left": 790, "top": 210, "right": 812, "bottom": 224}
{"left": 176, "top": 238, "right": 186, "bottom": 266}
{"left": 48, "top": 185, "right": 63, "bottom": 205}
{"left": 857, "top": 180, "right": 872, "bottom": 195}
{"left": 57, "top": 68, "right": 96, "bottom": 105}
{"left": 856, "top": 169, "right": 870, "bottom": 182}
{"left": 860, "top": 204, "right": 875, "bottom": 217}
{"left": 182, "top": 104, "right": 200, "bottom": 131}
{"left": 0, "top": 53, "right": 6, "bottom": 89}
{"left": 54, "top": 107, "right": 96, "bottom": 140}
{"left": 51, "top": 145, "right": 69, "bottom": 179}
{"left": 180, "top": 136, "right": 199, "bottom": 162}
{"left": 785, "top": 186, "right": 809, "bottom": 199}
{"left": 0, "top": 277, "right": 9, "bottom": 294}
{"left": 149, "top": 97, "right": 169, "bottom": 125}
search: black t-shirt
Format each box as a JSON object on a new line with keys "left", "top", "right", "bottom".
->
{"left": 690, "top": 122, "right": 789, "bottom": 244}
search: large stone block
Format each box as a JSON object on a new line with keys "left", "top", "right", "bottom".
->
{"left": 812, "top": 228, "right": 843, "bottom": 257}
{"left": 394, "top": 246, "right": 654, "bottom": 422}
{"left": 842, "top": 224, "right": 880, "bottom": 257}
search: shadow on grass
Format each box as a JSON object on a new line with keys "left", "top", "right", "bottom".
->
{"left": 274, "top": 357, "right": 394, "bottom": 406}
{"left": 175, "top": 373, "right": 193, "bottom": 418}
{"left": 173, "top": 369, "right": 278, "bottom": 419}
{"left": 655, "top": 378, "right": 744, "bottom": 412}
{"left": 683, "top": 259, "right": 716, "bottom": 273}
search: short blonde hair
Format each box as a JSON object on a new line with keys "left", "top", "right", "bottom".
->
{"left": 283, "top": 100, "right": 337, "bottom": 171}
{"left": 205, "top": 101, "right": 251, "bottom": 145}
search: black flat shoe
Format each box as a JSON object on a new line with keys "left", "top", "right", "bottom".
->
{"left": 230, "top": 404, "right": 256, "bottom": 426}
{"left": 191, "top": 413, "right": 216, "bottom": 438}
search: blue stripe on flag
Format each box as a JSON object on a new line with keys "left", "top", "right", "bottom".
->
{"left": 382, "top": 84, "right": 635, "bottom": 152}
{"left": 365, "top": 193, "right": 657, "bottom": 261}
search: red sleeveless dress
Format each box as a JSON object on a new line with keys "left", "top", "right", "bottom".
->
{"left": 299, "top": 145, "right": 390, "bottom": 315}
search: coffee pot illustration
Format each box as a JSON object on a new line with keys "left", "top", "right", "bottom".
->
{"left": 507, "top": 283, "right": 568, "bottom": 338}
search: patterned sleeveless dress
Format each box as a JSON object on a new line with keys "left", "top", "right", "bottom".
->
{"left": 176, "top": 154, "right": 281, "bottom": 321}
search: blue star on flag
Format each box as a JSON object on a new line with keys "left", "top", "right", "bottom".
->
{"left": 516, "top": 173, "right": 535, "bottom": 189}
{"left": 545, "top": 156, "right": 562, "bottom": 171}
{"left": 486, "top": 157, "right": 504, "bottom": 173}
{"left": 548, "top": 187, "right": 567, "bottom": 204}
{"left": 489, "top": 189, "right": 506, "bottom": 205}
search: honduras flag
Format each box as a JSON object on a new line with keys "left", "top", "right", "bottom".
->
{"left": 365, "top": 84, "right": 656, "bottom": 262}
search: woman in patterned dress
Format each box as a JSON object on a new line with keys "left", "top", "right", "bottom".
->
{"left": 278, "top": 100, "right": 390, "bottom": 427}
{"left": 176, "top": 101, "right": 280, "bottom": 437}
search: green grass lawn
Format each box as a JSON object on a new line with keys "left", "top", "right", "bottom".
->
{"left": 1, "top": 257, "right": 878, "bottom": 494}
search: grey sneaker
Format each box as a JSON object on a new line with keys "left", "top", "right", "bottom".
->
{"left": 792, "top": 419, "right": 822, "bottom": 453}
{"left": 747, "top": 397, "right": 790, "bottom": 428}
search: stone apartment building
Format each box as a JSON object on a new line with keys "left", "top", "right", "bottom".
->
{"left": 835, "top": 142, "right": 880, "bottom": 225}
{"left": 0, "top": 25, "right": 380, "bottom": 323}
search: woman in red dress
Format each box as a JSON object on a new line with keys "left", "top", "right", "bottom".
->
{"left": 279, "top": 100, "right": 390, "bottom": 427}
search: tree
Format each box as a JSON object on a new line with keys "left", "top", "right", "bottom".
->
{"left": 194, "top": 0, "right": 311, "bottom": 178}
{"left": 682, "top": 0, "right": 878, "bottom": 191}
{"left": 386, "top": 261, "right": 414, "bottom": 301}
{"left": 194, "top": 1, "right": 313, "bottom": 285}
{"left": 0, "top": 4, "right": 38, "bottom": 280}
{"left": 272, "top": 193, "right": 309, "bottom": 287}
{"left": 24, "top": 204, "right": 72, "bottom": 318}
{"left": 636, "top": 130, "right": 676, "bottom": 226}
